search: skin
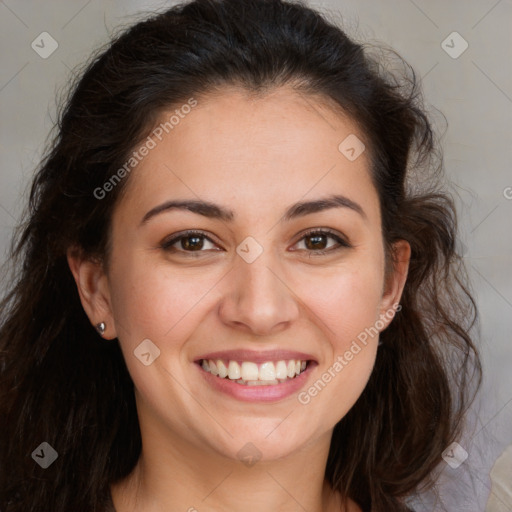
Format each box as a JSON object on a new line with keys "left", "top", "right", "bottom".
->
{"left": 68, "top": 85, "right": 410, "bottom": 512}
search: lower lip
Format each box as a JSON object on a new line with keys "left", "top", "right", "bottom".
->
{"left": 195, "top": 361, "right": 317, "bottom": 402}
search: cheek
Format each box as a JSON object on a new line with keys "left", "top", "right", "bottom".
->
{"left": 292, "top": 262, "right": 384, "bottom": 347}
{"left": 110, "top": 263, "right": 220, "bottom": 342}
{"left": 291, "top": 257, "right": 383, "bottom": 407}
{"left": 295, "top": 266, "right": 382, "bottom": 418}
{"left": 107, "top": 256, "right": 218, "bottom": 408}
{"left": 316, "top": 344, "right": 378, "bottom": 422}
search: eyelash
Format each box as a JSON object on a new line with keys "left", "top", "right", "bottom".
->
{"left": 160, "top": 228, "right": 351, "bottom": 256}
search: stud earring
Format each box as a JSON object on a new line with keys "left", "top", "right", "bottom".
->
{"left": 95, "top": 322, "right": 106, "bottom": 336}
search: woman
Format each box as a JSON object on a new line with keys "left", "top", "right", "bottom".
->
{"left": 0, "top": 0, "right": 482, "bottom": 510}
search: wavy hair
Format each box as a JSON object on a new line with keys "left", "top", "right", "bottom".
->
{"left": 0, "top": 0, "right": 482, "bottom": 510}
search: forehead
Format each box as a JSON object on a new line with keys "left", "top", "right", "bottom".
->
{"left": 117, "top": 86, "right": 380, "bottom": 225}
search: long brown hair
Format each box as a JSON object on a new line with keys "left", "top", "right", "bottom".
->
{"left": 0, "top": 1, "right": 482, "bottom": 510}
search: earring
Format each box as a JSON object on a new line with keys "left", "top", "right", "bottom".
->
{"left": 95, "top": 322, "right": 106, "bottom": 336}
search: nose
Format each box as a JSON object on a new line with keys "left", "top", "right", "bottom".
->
{"left": 218, "top": 250, "right": 300, "bottom": 336}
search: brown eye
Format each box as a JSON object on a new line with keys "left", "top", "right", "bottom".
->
{"left": 292, "top": 229, "right": 351, "bottom": 255}
{"left": 161, "top": 231, "right": 218, "bottom": 253}
{"left": 304, "top": 233, "right": 329, "bottom": 251}
{"left": 181, "top": 235, "right": 205, "bottom": 251}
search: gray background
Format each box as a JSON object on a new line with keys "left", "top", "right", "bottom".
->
{"left": 1, "top": 1, "right": 511, "bottom": 510}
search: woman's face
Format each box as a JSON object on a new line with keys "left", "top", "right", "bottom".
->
{"left": 75, "top": 86, "right": 409, "bottom": 462}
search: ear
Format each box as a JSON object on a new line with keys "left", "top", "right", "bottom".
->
{"left": 67, "top": 247, "right": 117, "bottom": 339}
{"left": 378, "top": 239, "right": 411, "bottom": 329}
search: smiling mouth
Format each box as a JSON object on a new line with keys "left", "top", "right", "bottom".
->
{"left": 198, "top": 358, "right": 312, "bottom": 386}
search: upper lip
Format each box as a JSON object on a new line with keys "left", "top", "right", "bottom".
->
{"left": 195, "top": 349, "right": 317, "bottom": 364}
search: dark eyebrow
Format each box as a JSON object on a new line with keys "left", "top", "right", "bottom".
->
{"left": 140, "top": 194, "right": 366, "bottom": 225}
{"left": 282, "top": 194, "right": 367, "bottom": 221}
{"left": 140, "top": 199, "right": 235, "bottom": 225}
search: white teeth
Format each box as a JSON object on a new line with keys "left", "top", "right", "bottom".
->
{"left": 228, "top": 360, "right": 241, "bottom": 380}
{"left": 275, "top": 360, "right": 288, "bottom": 379}
{"left": 203, "top": 358, "right": 309, "bottom": 384}
{"left": 217, "top": 360, "right": 228, "bottom": 378}
{"left": 287, "top": 360, "right": 296, "bottom": 378}
{"left": 259, "top": 362, "right": 276, "bottom": 381}
{"left": 241, "top": 362, "right": 259, "bottom": 381}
